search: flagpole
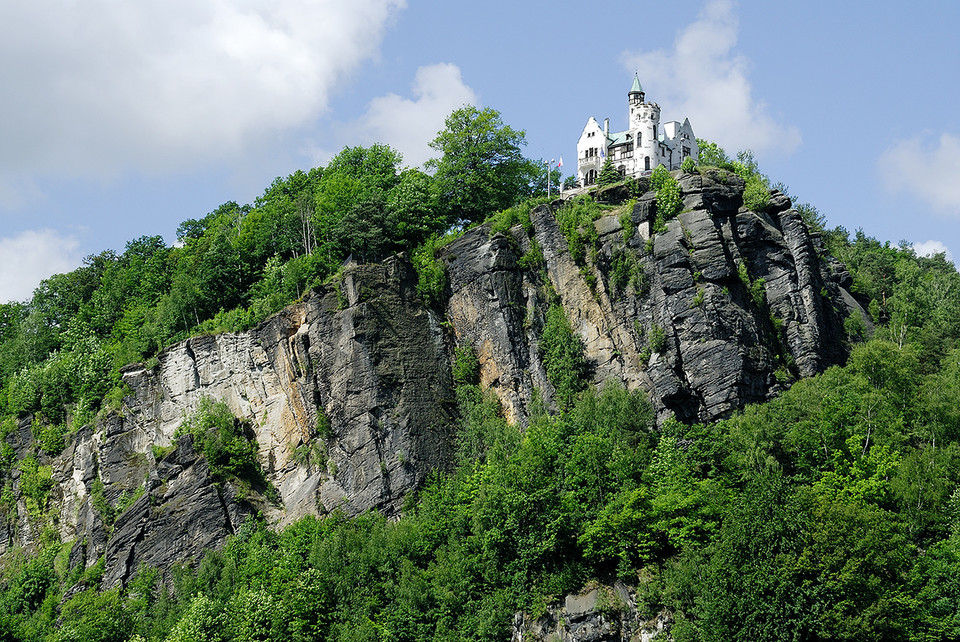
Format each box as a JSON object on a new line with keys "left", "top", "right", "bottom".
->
{"left": 547, "top": 159, "right": 552, "bottom": 199}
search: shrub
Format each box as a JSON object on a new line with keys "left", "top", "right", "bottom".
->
{"left": 18, "top": 454, "right": 53, "bottom": 515}
{"left": 453, "top": 345, "right": 481, "bottom": 387}
{"left": 540, "top": 304, "right": 588, "bottom": 409}
{"left": 681, "top": 157, "right": 696, "bottom": 173}
{"left": 32, "top": 419, "right": 66, "bottom": 455}
{"left": 555, "top": 196, "right": 602, "bottom": 264}
{"left": 412, "top": 235, "right": 449, "bottom": 306}
{"left": 650, "top": 166, "right": 682, "bottom": 222}
{"left": 489, "top": 198, "right": 546, "bottom": 236}
{"left": 845, "top": 311, "right": 868, "bottom": 343}
{"left": 649, "top": 165, "right": 670, "bottom": 191}
{"left": 176, "top": 397, "right": 260, "bottom": 482}
{"left": 743, "top": 174, "right": 771, "bottom": 212}
{"left": 693, "top": 288, "right": 705, "bottom": 308}
{"left": 517, "top": 238, "right": 544, "bottom": 270}
{"left": 737, "top": 259, "right": 766, "bottom": 307}
{"left": 609, "top": 250, "right": 644, "bottom": 297}
{"left": 648, "top": 324, "right": 666, "bottom": 354}
{"left": 696, "top": 139, "right": 732, "bottom": 168}
{"left": 619, "top": 211, "right": 635, "bottom": 243}
{"left": 316, "top": 409, "right": 333, "bottom": 439}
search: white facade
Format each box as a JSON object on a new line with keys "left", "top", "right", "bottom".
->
{"left": 577, "top": 75, "right": 698, "bottom": 187}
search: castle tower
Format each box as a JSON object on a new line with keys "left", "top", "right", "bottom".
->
{"left": 576, "top": 75, "right": 696, "bottom": 186}
{"left": 628, "top": 74, "right": 660, "bottom": 172}
{"left": 628, "top": 73, "right": 644, "bottom": 106}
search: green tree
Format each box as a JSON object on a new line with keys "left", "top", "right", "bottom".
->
{"left": 427, "top": 106, "right": 538, "bottom": 225}
{"left": 386, "top": 168, "right": 446, "bottom": 248}
{"left": 324, "top": 144, "right": 402, "bottom": 196}
{"left": 596, "top": 158, "right": 620, "bottom": 187}
{"left": 695, "top": 138, "right": 732, "bottom": 168}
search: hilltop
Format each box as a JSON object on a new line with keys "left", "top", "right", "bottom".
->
{"left": 0, "top": 127, "right": 959, "bottom": 640}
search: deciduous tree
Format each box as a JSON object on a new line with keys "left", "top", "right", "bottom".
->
{"left": 427, "top": 106, "right": 538, "bottom": 225}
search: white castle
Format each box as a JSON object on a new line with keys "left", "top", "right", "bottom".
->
{"left": 576, "top": 74, "right": 698, "bottom": 187}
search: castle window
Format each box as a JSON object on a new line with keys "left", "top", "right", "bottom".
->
{"left": 645, "top": 156, "right": 650, "bottom": 171}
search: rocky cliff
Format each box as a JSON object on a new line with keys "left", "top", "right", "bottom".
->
{"left": 1, "top": 169, "right": 863, "bottom": 587}
{"left": 510, "top": 582, "right": 672, "bottom": 642}
{"left": 447, "top": 169, "right": 855, "bottom": 425}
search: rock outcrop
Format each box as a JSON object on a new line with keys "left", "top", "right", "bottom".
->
{"left": 1, "top": 169, "right": 863, "bottom": 587}
{"left": 447, "top": 169, "right": 854, "bottom": 424}
{"left": 4, "top": 257, "right": 456, "bottom": 587}
{"left": 511, "top": 582, "right": 672, "bottom": 642}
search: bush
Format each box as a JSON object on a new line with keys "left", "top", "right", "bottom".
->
{"left": 176, "top": 398, "right": 260, "bottom": 482}
{"left": 33, "top": 419, "right": 66, "bottom": 456}
{"left": 489, "top": 198, "right": 546, "bottom": 236}
{"left": 736, "top": 260, "right": 767, "bottom": 307}
{"left": 517, "top": 238, "right": 544, "bottom": 270}
{"left": 540, "top": 304, "right": 588, "bottom": 409}
{"left": 681, "top": 157, "right": 696, "bottom": 173}
{"left": 648, "top": 324, "right": 666, "bottom": 354}
{"left": 743, "top": 174, "right": 770, "bottom": 213}
{"left": 18, "top": 454, "right": 53, "bottom": 515}
{"left": 619, "top": 211, "right": 635, "bottom": 243}
{"left": 412, "top": 234, "right": 449, "bottom": 306}
{"left": 555, "top": 196, "right": 602, "bottom": 264}
{"left": 650, "top": 166, "right": 682, "bottom": 222}
{"left": 453, "top": 345, "right": 481, "bottom": 387}
{"left": 696, "top": 139, "right": 732, "bottom": 168}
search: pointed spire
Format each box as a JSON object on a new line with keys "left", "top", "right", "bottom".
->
{"left": 630, "top": 73, "right": 643, "bottom": 94}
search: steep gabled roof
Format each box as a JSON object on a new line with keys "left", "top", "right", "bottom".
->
{"left": 607, "top": 130, "right": 632, "bottom": 147}
{"left": 630, "top": 74, "right": 643, "bottom": 94}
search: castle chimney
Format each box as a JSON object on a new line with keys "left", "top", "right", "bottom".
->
{"left": 604, "top": 118, "right": 609, "bottom": 134}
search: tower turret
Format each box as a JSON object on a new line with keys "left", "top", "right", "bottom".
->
{"left": 628, "top": 73, "right": 644, "bottom": 105}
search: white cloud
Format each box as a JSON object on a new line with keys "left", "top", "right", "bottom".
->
{"left": 879, "top": 133, "right": 960, "bottom": 216}
{"left": 913, "top": 240, "right": 953, "bottom": 262}
{"left": 0, "top": 0, "right": 405, "bottom": 182}
{"left": 0, "top": 230, "right": 83, "bottom": 303}
{"left": 354, "top": 64, "right": 479, "bottom": 168}
{"left": 621, "top": 0, "right": 801, "bottom": 156}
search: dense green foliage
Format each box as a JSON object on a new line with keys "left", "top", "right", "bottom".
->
{"left": 694, "top": 141, "right": 772, "bottom": 213}
{"left": 174, "top": 398, "right": 261, "bottom": 483}
{"left": 554, "top": 195, "right": 602, "bottom": 264}
{"left": 0, "top": 107, "right": 550, "bottom": 449}
{"left": 649, "top": 165, "right": 682, "bottom": 225}
{"left": 539, "top": 304, "right": 588, "bottom": 410}
{"left": 425, "top": 106, "right": 542, "bottom": 225}
{"left": 3, "top": 128, "right": 960, "bottom": 641}
{"left": 596, "top": 159, "right": 621, "bottom": 187}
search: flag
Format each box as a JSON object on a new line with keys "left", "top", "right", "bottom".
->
{"left": 600, "top": 147, "right": 605, "bottom": 159}
{"left": 558, "top": 156, "right": 563, "bottom": 169}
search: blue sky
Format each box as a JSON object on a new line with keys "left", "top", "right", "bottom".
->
{"left": 1, "top": 0, "right": 958, "bottom": 302}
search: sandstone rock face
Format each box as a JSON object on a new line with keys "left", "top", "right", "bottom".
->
{"left": 446, "top": 170, "right": 856, "bottom": 424}
{"left": 4, "top": 257, "right": 455, "bottom": 586}
{"left": 1, "top": 169, "right": 861, "bottom": 586}
{"left": 511, "top": 583, "right": 672, "bottom": 642}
